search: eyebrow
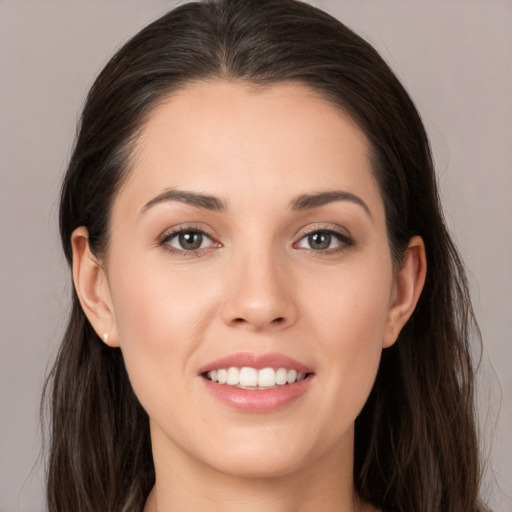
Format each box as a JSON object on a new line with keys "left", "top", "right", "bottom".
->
{"left": 140, "top": 188, "right": 371, "bottom": 219}
{"left": 140, "top": 189, "right": 226, "bottom": 217}
{"left": 290, "top": 191, "right": 372, "bottom": 218}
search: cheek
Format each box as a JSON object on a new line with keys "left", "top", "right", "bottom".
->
{"left": 307, "top": 255, "right": 393, "bottom": 403}
{"left": 110, "top": 250, "right": 215, "bottom": 333}
{"left": 107, "top": 256, "right": 220, "bottom": 391}
{"left": 311, "top": 255, "right": 393, "bottom": 343}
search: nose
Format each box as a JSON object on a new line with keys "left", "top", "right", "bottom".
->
{"left": 221, "top": 248, "right": 298, "bottom": 332}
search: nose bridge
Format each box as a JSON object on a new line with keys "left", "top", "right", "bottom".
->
{"left": 221, "top": 239, "right": 297, "bottom": 331}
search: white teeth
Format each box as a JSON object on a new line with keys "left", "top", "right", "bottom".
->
{"left": 240, "top": 367, "right": 258, "bottom": 387}
{"left": 227, "top": 367, "right": 240, "bottom": 385}
{"left": 275, "top": 367, "right": 288, "bottom": 385}
{"left": 217, "top": 368, "right": 227, "bottom": 384}
{"left": 206, "top": 366, "right": 308, "bottom": 388}
{"left": 258, "top": 367, "right": 276, "bottom": 387}
{"left": 286, "top": 369, "right": 297, "bottom": 384}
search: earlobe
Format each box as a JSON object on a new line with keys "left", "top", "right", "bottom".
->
{"left": 383, "top": 236, "right": 427, "bottom": 348}
{"left": 71, "top": 227, "right": 120, "bottom": 347}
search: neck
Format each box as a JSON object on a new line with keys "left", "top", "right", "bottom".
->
{"left": 145, "top": 426, "right": 370, "bottom": 512}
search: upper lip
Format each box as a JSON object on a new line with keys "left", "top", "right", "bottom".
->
{"left": 198, "top": 352, "right": 314, "bottom": 374}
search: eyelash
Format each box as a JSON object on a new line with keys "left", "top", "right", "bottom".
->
{"left": 294, "top": 226, "right": 354, "bottom": 254}
{"left": 159, "top": 225, "right": 219, "bottom": 257}
{"left": 158, "top": 225, "right": 354, "bottom": 257}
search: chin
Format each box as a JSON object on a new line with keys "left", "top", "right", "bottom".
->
{"left": 196, "top": 427, "right": 340, "bottom": 480}
{"left": 204, "top": 449, "right": 311, "bottom": 480}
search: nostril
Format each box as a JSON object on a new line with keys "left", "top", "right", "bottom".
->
{"left": 231, "top": 316, "right": 285, "bottom": 326}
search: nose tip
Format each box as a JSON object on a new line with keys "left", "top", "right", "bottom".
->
{"left": 221, "top": 257, "right": 298, "bottom": 331}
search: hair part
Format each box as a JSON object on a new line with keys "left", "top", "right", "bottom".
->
{"left": 44, "top": 1, "right": 484, "bottom": 511}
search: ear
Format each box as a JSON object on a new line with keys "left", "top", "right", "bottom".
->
{"left": 71, "top": 227, "right": 120, "bottom": 347}
{"left": 383, "top": 235, "right": 427, "bottom": 348}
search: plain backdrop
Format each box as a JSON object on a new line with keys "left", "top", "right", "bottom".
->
{"left": 0, "top": 1, "right": 510, "bottom": 511}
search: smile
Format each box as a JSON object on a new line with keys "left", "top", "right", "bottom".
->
{"left": 205, "top": 367, "right": 307, "bottom": 389}
{"left": 199, "top": 352, "right": 314, "bottom": 412}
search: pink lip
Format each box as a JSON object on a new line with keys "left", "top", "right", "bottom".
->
{"left": 198, "top": 352, "right": 313, "bottom": 374}
{"left": 202, "top": 377, "right": 313, "bottom": 413}
{"left": 199, "top": 352, "right": 315, "bottom": 413}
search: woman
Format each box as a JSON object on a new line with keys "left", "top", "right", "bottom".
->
{"left": 43, "top": 0, "right": 486, "bottom": 511}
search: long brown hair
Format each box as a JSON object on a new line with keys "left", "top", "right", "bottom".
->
{"left": 43, "top": 1, "right": 485, "bottom": 511}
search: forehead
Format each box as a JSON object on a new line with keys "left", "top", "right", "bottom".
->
{"left": 117, "top": 80, "right": 383, "bottom": 218}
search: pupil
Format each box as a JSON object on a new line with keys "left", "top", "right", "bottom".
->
{"left": 309, "top": 232, "right": 331, "bottom": 250}
{"left": 179, "top": 231, "right": 202, "bottom": 250}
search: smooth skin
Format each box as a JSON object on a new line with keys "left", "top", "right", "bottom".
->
{"left": 72, "top": 81, "right": 426, "bottom": 512}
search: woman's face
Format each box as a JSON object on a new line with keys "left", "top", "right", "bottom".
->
{"left": 83, "top": 81, "right": 420, "bottom": 480}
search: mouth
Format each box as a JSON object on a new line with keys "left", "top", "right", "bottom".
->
{"left": 203, "top": 366, "right": 311, "bottom": 390}
{"left": 199, "top": 352, "right": 315, "bottom": 412}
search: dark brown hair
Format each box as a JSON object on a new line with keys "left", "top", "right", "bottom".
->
{"left": 43, "top": 1, "right": 485, "bottom": 511}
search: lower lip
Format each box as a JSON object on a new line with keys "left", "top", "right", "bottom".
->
{"left": 201, "top": 375, "right": 314, "bottom": 413}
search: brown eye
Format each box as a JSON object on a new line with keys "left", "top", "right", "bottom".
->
{"left": 163, "top": 230, "right": 212, "bottom": 251}
{"left": 178, "top": 231, "right": 204, "bottom": 250}
{"left": 296, "top": 229, "right": 353, "bottom": 252}
{"left": 308, "top": 232, "right": 332, "bottom": 250}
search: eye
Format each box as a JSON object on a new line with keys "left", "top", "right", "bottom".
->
{"left": 161, "top": 228, "right": 216, "bottom": 253}
{"left": 295, "top": 229, "right": 353, "bottom": 252}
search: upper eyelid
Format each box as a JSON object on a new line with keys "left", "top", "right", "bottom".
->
{"left": 159, "top": 226, "right": 219, "bottom": 256}
{"left": 294, "top": 226, "right": 355, "bottom": 251}
{"left": 159, "top": 224, "right": 217, "bottom": 241}
{"left": 157, "top": 224, "right": 354, "bottom": 248}
{"left": 162, "top": 229, "right": 213, "bottom": 242}
{"left": 296, "top": 224, "right": 352, "bottom": 240}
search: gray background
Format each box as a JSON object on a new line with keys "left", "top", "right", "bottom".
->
{"left": 0, "top": 1, "right": 510, "bottom": 511}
